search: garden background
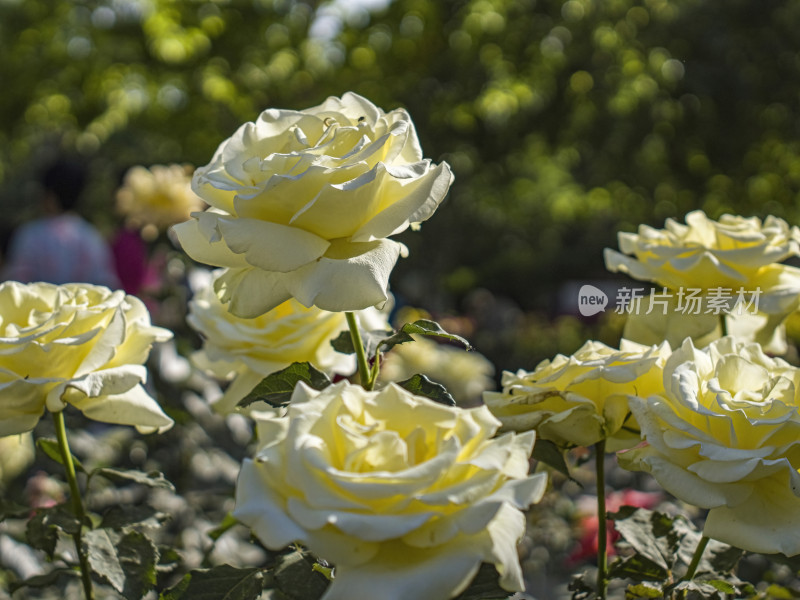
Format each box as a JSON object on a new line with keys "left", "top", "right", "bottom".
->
{"left": 3, "top": 0, "right": 800, "bottom": 598}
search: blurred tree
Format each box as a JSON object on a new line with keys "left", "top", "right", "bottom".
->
{"left": 2, "top": 0, "right": 800, "bottom": 316}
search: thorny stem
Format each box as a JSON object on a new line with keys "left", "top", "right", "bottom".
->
{"left": 595, "top": 439, "right": 608, "bottom": 600}
{"left": 52, "top": 411, "right": 94, "bottom": 600}
{"left": 346, "top": 312, "right": 374, "bottom": 390}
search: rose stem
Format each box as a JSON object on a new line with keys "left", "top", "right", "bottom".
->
{"left": 53, "top": 410, "right": 94, "bottom": 600}
{"left": 683, "top": 535, "right": 710, "bottom": 582}
{"left": 595, "top": 439, "right": 608, "bottom": 600}
{"left": 720, "top": 314, "right": 728, "bottom": 337}
{"left": 346, "top": 311, "right": 374, "bottom": 390}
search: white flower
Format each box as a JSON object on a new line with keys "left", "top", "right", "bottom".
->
{"left": 187, "top": 270, "right": 388, "bottom": 413}
{"left": 619, "top": 336, "right": 800, "bottom": 555}
{"left": 484, "top": 339, "right": 670, "bottom": 450}
{"left": 0, "top": 282, "right": 173, "bottom": 436}
{"left": 234, "top": 381, "right": 546, "bottom": 600}
{"left": 174, "top": 92, "right": 453, "bottom": 317}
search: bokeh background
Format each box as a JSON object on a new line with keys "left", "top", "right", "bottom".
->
{"left": 2, "top": 0, "right": 799, "bottom": 371}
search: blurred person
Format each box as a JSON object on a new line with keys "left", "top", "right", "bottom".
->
{"left": 2, "top": 159, "right": 120, "bottom": 287}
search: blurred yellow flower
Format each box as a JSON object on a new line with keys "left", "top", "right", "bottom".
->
{"left": 117, "top": 163, "right": 205, "bottom": 240}
{"left": 0, "top": 282, "right": 173, "bottom": 436}
{"left": 0, "top": 433, "right": 34, "bottom": 485}
{"left": 187, "top": 269, "right": 388, "bottom": 414}
{"left": 605, "top": 211, "right": 800, "bottom": 351}
{"left": 619, "top": 336, "right": 800, "bottom": 556}
{"left": 234, "top": 381, "right": 546, "bottom": 600}
{"left": 174, "top": 92, "right": 453, "bottom": 317}
{"left": 483, "top": 339, "right": 670, "bottom": 450}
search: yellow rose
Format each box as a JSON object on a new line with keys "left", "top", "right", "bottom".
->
{"left": 187, "top": 269, "right": 389, "bottom": 414}
{"left": 116, "top": 164, "right": 205, "bottom": 238}
{"left": 378, "top": 335, "right": 495, "bottom": 404}
{"left": 0, "top": 282, "right": 173, "bottom": 436}
{"left": 0, "top": 433, "right": 34, "bottom": 485}
{"left": 483, "top": 339, "right": 670, "bottom": 450}
{"left": 605, "top": 211, "right": 800, "bottom": 351}
{"left": 618, "top": 336, "right": 800, "bottom": 555}
{"left": 234, "top": 381, "right": 546, "bottom": 600}
{"left": 174, "top": 92, "right": 453, "bottom": 318}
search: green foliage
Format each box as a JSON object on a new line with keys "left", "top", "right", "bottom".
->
{"left": 26, "top": 504, "right": 82, "bottom": 558}
{"left": 379, "top": 319, "right": 473, "bottom": 352}
{"left": 530, "top": 438, "right": 573, "bottom": 480}
{"left": 395, "top": 373, "right": 457, "bottom": 406}
{"left": 238, "top": 362, "right": 332, "bottom": 409}
{"left": 159, "top": 564, "right": 267, "bottom": 600}
{"left": 84, "top": 529, "right": 159, "bottom": 599}
{"left": 90, "top": 467, "right": 176, "bottom": 492}
{"left": 36, "top": 437, "right": 86, "bottom": 472}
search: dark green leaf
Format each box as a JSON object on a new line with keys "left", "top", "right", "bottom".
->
{"left": 609, "top": 507, "right": 676, "bottom": 570}
{"left": 396, "top": 374, "right": 456, "bottom": 406}
{"left": 157, "top": 547, "right": 183, "bottom": 574}
{"left": 609, "top": 553, "right": 669, "bottom": 583}
{"left": 330, "top": 328, "right": 394, "bottom": 358}
{"left": 36, "top": 438, "right": 85, "bottom": 473}
{"left": 159, "top": 564, "right": 267, "bottom": 600}
{"left": 26, "top": 505, "right": 82, "bottom": 558}
{"left": 0, "top": 497, "right": 30, "bottom": 522}
{"left": 207, "top": 512, "right": 239, "bottom": 542}
{"left": 8, "top": 568, "right": 79, "bottom": 593}
{"left": 91, "top": 468, "right": 175, "bottom": 492}
{"left": 531, "top": 438, "right": 572, "bottom": 479}
{"left": 273, "top": 550, "right": 330, "bottom": 600}
{"left": 380, "top": 319, "right": 472, "bottom": 352}
{"left": 330, "top": 330, "right": 355, "bottom": 354}
{"left": 85, "top": 529, "right": 159, "bottom": 600}
{"left": 100, "top": 504, "right": 168, "bottom": 531}
{"left": 453, "top": 563, "right": 513, "bottom": 600}
{"left": 238, "top": 362, "right": 331, "bottom": 409}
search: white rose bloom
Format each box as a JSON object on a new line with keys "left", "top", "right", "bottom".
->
{"left": 619, "top": 336, "right": 800, "bottom": 555}
{"left": 174, "top": 92, "right": 453, "bottom": 318}
{"left": 234, "top": 381, "right": 547, "bottom": 600}
{"left": 0, "top": 282, "right": 173, "bottom": 436}
{"left": 187, "top": 270, "right": 388, "bottom": 413}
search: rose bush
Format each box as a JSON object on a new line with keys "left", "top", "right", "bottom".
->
{"left": 116, "top": 163, "right": 205, "bottom": 238}
{"left": 173, "top": 92, "right": 453, "bottom": 318}
{"left": 483, "top": 339, "right": 670, "bottom": 450}
{"left": 604, "top": 211, "right": 800, "bottom": 351}
{"left": 187, "top": 269, "right": 388, "bottom": 413}
{"left": 618, "top": 336, "right": 800, "bottom": 555}
{"left": 234, "top": 381, "right": 547, "bottom": 600}
{"left": 0, "top": 282, "right": 174, "bottom": 436}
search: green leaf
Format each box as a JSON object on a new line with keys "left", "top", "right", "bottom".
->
{"left": 238, "top": 362, "right": 332, "bottom": 409}
{"left": 0, "top": 497, "right": 30, "bottom": 522}
{"left": 379, "top": 319, "right": 472, "bottom": 352}
{"left": 91, "top": 468, "right": 175, "bottom": 492}
{"left": 26, "top": 505, "right": 82, "bottom": 558}
{"left": 531, "top": 438, "right": 572, "bottom": 479}
{"left": 273, "top": 550, "right": 330, "bottom": 600}
{"left": 625, "top": 582, "right": 664, "bottom": 599}
{"left": 609, "top": 553, "right": 669, "bottom": 583}
{"left": 159, "top": 564, "right": 267, "bottom": 600}
{"left": 396, "top": 374, "right": 456, "bottom": 406}
{"left": 36, "top": 438, "right": 85, "bottom": 473}
{"left": 609, "top": 507, "right": 677, "bottom": 570}
{"left": 207, "top": 512, "right": 239, "bottom": 542}
{"left": 100, "top": 504, "right": 168, "bottom": 531}
{"left": 453, "top": 563, "right": 513, "bottom": 600}
{"left": 331, "top": 328, "right": 395, "bottom": 357}
{"left": 8, "top": 568, "right": 79, "bottom": 593}
{"left": 156, "top": 547, "right": 182, "bottom": 574}
{"left": 567, "top": 572, "right": 596, "bottom": 600}
{"left": 85, "top": 529, "right": 159, "bottom": 600}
